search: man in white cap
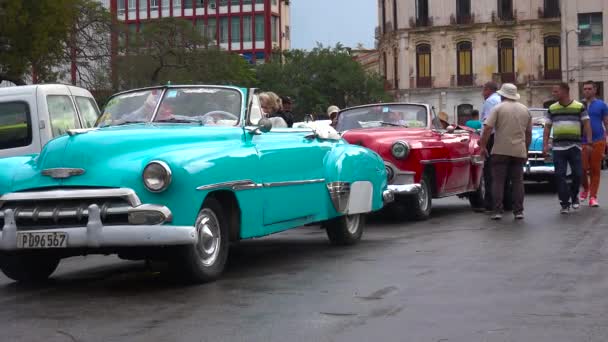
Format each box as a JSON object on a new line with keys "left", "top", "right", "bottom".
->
{"left": 327, "top": 105, "right": 340, "bottom": 127}
{"left": 478, "top": 83, "right": 532, "bottom": 220}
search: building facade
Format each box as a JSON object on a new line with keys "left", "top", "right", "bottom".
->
{"left": 562, "top": 1, "right": 608, "bottom": 101}
{"left": 108, "top": 0, "right": 290, "bottom": 64}
{"left": 376, "top": 0, "right": 601, "bottom": 124}
{"left": 352, "top": 49, "right": 381, "bottom": 75}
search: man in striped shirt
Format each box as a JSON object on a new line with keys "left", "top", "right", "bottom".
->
{"left": 543, "top": 83, "right": 593, "bottom": 214}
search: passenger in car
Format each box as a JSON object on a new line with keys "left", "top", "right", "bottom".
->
{"left": 259, "top": 92, "right": 288, "bottom": 128}
{"left": 328, "top": 105, "right": 340, "bottom": 127}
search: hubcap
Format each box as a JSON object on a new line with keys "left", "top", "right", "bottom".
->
{"left": 418, "top": 180, "right": 429, "bottom": 212}
{"left": 345, "top": 214, "right": 361, "bottom": 235}
{"left": 195, "top": 209, "right": 221, "bottom": 267}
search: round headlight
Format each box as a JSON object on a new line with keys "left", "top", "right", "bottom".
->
{"left": 391, "top": 141, "right": 410, "bottom": 160}
{"left": 143, "top": 161, "right": 172, "bottom": 193}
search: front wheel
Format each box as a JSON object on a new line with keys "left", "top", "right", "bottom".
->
{"left": 0, "top": 254, "right": 60, "bottom": 283}
{"left": 324, "top": 214, "right": 365, "bottom": 246}
{"left": 170, "top": 198, "right": 229, "bottom": 283}
{"left": 468, "top": 171, "right": 486, "bottom": 210}
{"left": 407, "top": 174, "right": 432, "bottom": 220}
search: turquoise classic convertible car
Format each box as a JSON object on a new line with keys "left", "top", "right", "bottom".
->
{"left": 0, "top": 85, "right": 401, "bottom": 283}
{"left": 524, "top": 108, "right": 554, "bottom": 182}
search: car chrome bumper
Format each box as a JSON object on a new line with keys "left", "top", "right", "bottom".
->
{"left": 0, "top": 205, "right": 197, "bottom": 251}
{"left": 383, "top": 184, "right": 422, "bottom": 203}
{"left": 523, "top": 165, "right": 555, "bottom": 175}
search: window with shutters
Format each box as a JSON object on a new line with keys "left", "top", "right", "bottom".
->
{"left": 457, "top": 41, "right": 473, "bottom": 86}
{"left": 416, "top": 44, "right": 431, "bottom": 88}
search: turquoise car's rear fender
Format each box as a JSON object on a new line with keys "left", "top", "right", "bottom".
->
{"left": 323, "top": 144, "right": 388, "bottom": 215}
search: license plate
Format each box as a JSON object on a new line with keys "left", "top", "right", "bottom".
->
{"left": 17, "top": 232, "right": 68, "bottom": 249}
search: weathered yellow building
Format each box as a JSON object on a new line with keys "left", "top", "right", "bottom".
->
{"left": 377, "top": 0, "right": 568, "bottom": 123}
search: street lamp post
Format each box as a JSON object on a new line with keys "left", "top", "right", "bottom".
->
{"left": 564, "top": 28, "right": 580, "bottom": 83}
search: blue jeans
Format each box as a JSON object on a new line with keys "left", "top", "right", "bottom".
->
{"left": 553, "top": 147, "right": 582, "bottom": 207}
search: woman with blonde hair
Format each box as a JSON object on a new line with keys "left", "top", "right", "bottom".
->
{"left": 258, "top": 91, "right": 289, "bottom": 127}
{"left": 259, "top": 92, "right": 282, "bottom": 115}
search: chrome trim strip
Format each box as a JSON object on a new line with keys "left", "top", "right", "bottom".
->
{"left": 197, "top": 179, "right": 325, "bottom": 191}
{"left": 196, "top": 180, "right": 259, "bottom": 191}
{"left": 41, "top": 168, "right": 86, "bottom": 179}
{"left": 420, "top": 157, "right": 472, "bottom": 164}
{"left": 0, "top": 188, "right": 141, "bottom": 207}
{"left": 263, "top": 179, "right": 325, "bottom": 188}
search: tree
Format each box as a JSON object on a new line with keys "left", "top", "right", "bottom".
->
{"left": 0, "top": 0, "right": 79, "bottom": 85}
{"left": 256, "top": 44, "right": 390, "bottom": 120}
{"left": 61, "top": 0, "right": 115, "bottom": 90}
{"left": 0, "top": 0, "right": 115, "bottom": 88}
{"left": 117, "top": 18, "right": 255, "bottom": 89}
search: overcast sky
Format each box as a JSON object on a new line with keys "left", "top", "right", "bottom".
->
{"left": 290, "top": 0, "right": 377, "bottom": 50}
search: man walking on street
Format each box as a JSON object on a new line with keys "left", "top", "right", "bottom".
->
{"left": 543, "top": 83, "right": 593, "bottom": 214}
{"left": 580, "top": 81, "right": 608, "bottom": 207}
{"left": 480, "top": 81, "right": 511, "bottom": 212}
{"left": 479, "top": 84, "right": 532, "bottom": 220}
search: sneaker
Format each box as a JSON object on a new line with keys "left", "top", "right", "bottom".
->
{"left": 560, "top": 206, "right": 570, "bottom": 215}
{"left": 514, "top": 212, "right": 524, "bottom": 220}
{"left": 590, "top": 197, "right": 600, "bottom": 207}
{"left": 580, "top": 191, "right": 589, "bottom": 201}
{"left": 491, "top": 213, "right": 503, "bottom": 220}
{"left": 572, "top": 201, "right": 580, "bottom": 210}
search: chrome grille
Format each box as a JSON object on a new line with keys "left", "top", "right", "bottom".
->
{"left": 0, "top": 188, "right": 139, "bottom": 230}
{"left": 527, "top": 151, "right": 549, "bottom": 166}
{"left": 0, "top": 197, "right": 131, "bottom": 230}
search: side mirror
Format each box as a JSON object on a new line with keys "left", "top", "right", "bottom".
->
{"left": 446, "top": 125, "right": 456, "bottom": 133}
{"left": 257, "top": 117, "right": 273, "bottom": 133}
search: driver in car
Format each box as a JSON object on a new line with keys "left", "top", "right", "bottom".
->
{"left": 384, "top": 110, "right": 408, "bottom": 127}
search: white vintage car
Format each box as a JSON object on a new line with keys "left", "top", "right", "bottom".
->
{"left": 0, "top": 84, "right": 100, "bottom": 158}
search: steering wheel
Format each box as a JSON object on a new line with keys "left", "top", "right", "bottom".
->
{"left": 200, "top": 111, "right": 238, "bottom": 124}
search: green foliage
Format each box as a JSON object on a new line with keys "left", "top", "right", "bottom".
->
{"left": 117, "top": 18, "right": 256, "bottom": 89}
{"left": 0, "top": 0, "right": 79, "bottom": 84}
{"left": 256, "top": 44, "right": 390, "bottom": 119}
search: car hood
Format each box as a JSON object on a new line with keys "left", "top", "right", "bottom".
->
{"left": 342, "top": 128, "right": 433, "bottom": 150}
{"left": 6, "top": 124, "right": 245, "bottom": 192}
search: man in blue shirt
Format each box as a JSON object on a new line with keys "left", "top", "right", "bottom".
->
{"left": 580, "top": 80, "right": 608, "bottom": 207}
{"left": 479, "top": 82, "right": 510, "bottom": 212}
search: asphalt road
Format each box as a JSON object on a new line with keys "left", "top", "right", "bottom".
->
{"left": 1, "top": 177, "right": 608, "bottom": 342}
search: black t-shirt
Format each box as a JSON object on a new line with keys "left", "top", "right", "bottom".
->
{"left": 270, "top": 110, "right": 294, "bottom": 128}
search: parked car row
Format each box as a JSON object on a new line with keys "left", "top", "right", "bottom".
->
{"left": 0, "top": 84, "right": 487, "bottom": 284}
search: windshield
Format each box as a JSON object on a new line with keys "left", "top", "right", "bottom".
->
{"left": 336, "top": 104, "right": 428, "bottom": 131}
{"left": 96, "top": 87, "right": 242, "bottom": 127}
{"left": 530, "top": 109, "right": 548, "bottom": 125}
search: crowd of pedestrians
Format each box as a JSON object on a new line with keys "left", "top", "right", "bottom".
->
{"left": 478, "top": 80, "right": 607, "bottom": 220}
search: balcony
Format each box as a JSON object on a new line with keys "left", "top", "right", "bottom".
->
{"left": 499, "top": 72, "right": 515, "bottom": 83}
{"left": 544, "top": 70, "right": 562, "bottom": 81}
{"left": 452, "top": 13, "right": 475, "bottom": 25}
{"left": 417, "top": 76, "right": 432, "bottom": 88}
{"left": 539, "top": 6, "right": 560, "bottom": 19}
{"left": 492, "top": 10, "right": 516, "bottom": 23}
{"left": 457, "top": 74, "right": 473, "bottom": 86}
{"left": 410, "top": 16, "right": 432, "bottom": 28}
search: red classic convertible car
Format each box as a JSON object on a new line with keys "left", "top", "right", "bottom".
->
{"left": 336, "top": 103, "right": 485, "bottom": 219}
